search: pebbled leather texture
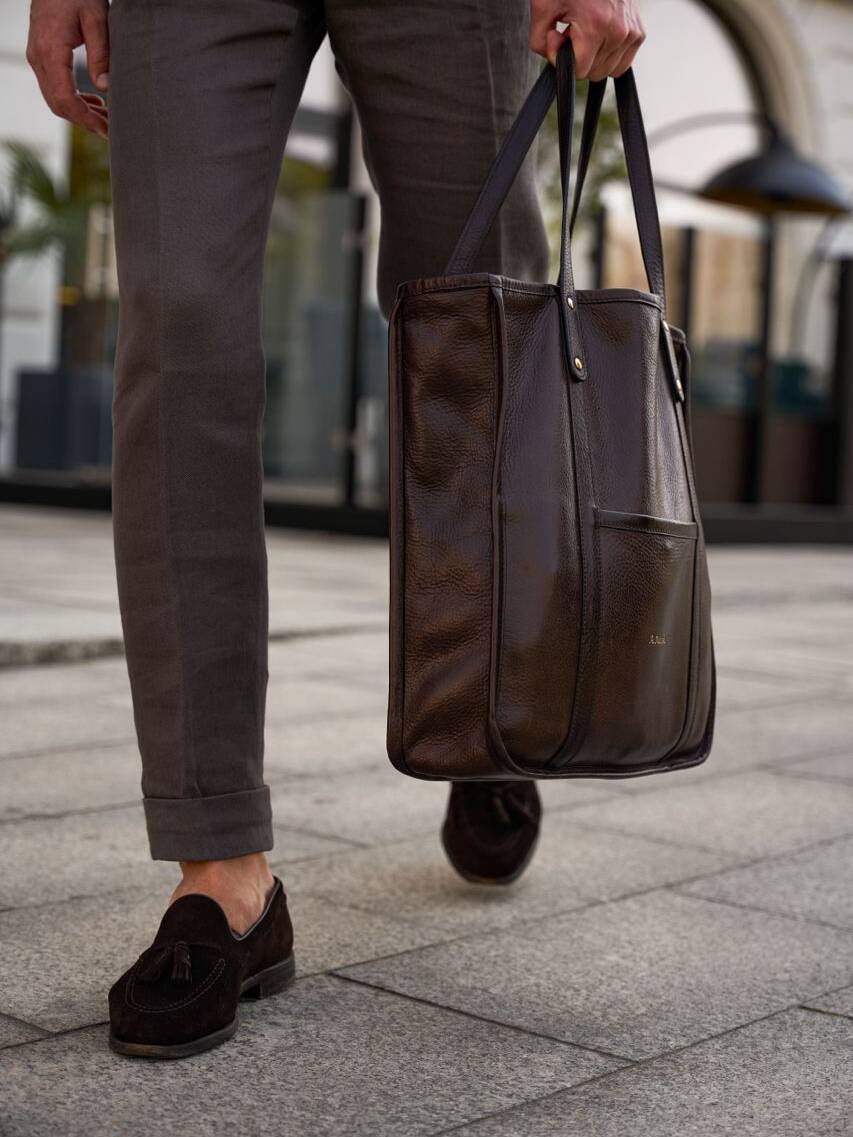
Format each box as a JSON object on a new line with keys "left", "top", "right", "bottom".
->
{"left": 387, "top": 42, "right": 715, "bottom": 782}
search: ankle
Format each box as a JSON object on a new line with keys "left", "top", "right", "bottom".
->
{"left": 179, "top": 853, "right": 273, "bottom": 890}
{"left": 171, "top": 853, "right": 275, "bottom": 935}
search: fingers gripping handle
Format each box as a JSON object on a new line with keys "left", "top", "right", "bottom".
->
{"left": 444, "top": 41, "right": 666, "bottom": 314}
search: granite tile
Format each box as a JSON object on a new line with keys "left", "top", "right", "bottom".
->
{"left": 774, "top": 751, "right": 853, "bottom": 785}
{"left": 269, "top": 769, "right": 449, "bottom": 845}
{"left": 263, "top": 712, "right": 389, "bottom": 778}
{"left": 0, "top": 808, "right": 353, "bottom": 909}
{"left": 450, "top": 1008, "right": 853, "bottom": 1137}
{"left": 266, "top": 630, "right": 388, "bottom": 676}
{"left": 284, "top": 815, "right": 733, "bottom": 936}
{"left": 264, "top": 677, "right": 388, "bottom": 724}
{"left": 711, "top": 646, "right": 853, "bottom": 695}
{"left": 0, "top": 976, "right": 619, "bottom": 1137}
{"left": 0, "top": 1013, "right": 46, "bottom": 1050}
{"left": 680, "top": 835, "right": 853, "bottom": 929}
{"left": 803, "top": 985, "right": 853, "bottom": 1019}
{"left": 340, "top": 890, "right": 853, "bottom": 1060}
{"left": 0, "top": 743, "right": 141, "bottom": 820}
{"left": 607, "top": 697, "right": 853, "bottom": 792}
{"left": 570, "top": 771, "right": 853, "bottom": 858}
{"left": 0, "top": 699, "right": 135, "bottom": 759}
{"left": 714, "top": 666, "right": 835, "bottom": 710}
{"left": 268, "top": 765, "right": 621, "bottom": 851}
{"left": 0, "top": 657, "right": 130, "bottom": 704}
{"left": 0, "top": 807, "right": 172, "bottom": 909}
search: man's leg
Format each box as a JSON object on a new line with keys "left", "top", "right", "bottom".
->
{"left": 324, "top": 0, "right": 549, "bottom": 317}
{"left": 108, "top": 0, "right": 325, "bottom": 928}
{"left": 325, "top": 0, "right": 547, "bottom": 883}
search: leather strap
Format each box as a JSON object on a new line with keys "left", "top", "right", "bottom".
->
{"left": 445, "top": 65, "right": 556, "bottom": 277}
{"left": 568, "top": 70, "right": 665, "bottom": 301}
{"left": 613, "top": 67, "right": 666, "bottom": 304}
{"left": 555, "top": 40, "right": 586, "bottom": 380}
{"left": 568, "top": 78, "right": 606, "bottom": 236}
{"left": 445, "top": 41, "right": 667, "bottom": 309}
{"left": 555, "top": 41, "right": 578, "bottom": 301}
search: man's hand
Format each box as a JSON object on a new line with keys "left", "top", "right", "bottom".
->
{"left": 529, "top": 1, "right": 646, "bottom": 79}
{"left": 27, "top": 0, "right": 110, "bottom": 139}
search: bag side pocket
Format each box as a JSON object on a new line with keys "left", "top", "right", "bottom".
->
{"left": 577, "top": 507, "right": 698, "bottom": 770}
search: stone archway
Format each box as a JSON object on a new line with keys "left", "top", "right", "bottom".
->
{"left": 702, "top": 0, "right": 822, "bottom": 152}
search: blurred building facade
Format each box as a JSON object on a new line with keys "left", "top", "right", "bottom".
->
{"left": 1, "top": 0, "right": 852, "bottom": 539}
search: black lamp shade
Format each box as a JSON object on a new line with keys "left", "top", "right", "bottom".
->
{"left": 700, "top": 135, "right": 851, "bottom": 216}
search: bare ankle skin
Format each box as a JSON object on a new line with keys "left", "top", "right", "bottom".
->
{"left": 170, "top": 853, "right": 275, "bottom": 935}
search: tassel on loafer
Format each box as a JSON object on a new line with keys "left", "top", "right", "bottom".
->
{"left": 108, "top": 876, "right": 295, "bottom": 1059}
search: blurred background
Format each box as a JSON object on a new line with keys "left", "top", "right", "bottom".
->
{"left": 1, "top": 0, "right": 852, "bottom": 542}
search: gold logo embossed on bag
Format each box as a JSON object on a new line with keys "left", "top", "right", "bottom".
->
{"left": 386, "top": 41, "right": 715, "bottom": 782}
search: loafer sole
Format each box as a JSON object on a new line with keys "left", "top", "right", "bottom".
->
{"left": 108, "top": 953, "right": 296, "bottom": 1060}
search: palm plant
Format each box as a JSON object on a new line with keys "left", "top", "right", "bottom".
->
{"left": 0, "top": 134, "right": 111, "bottom": 393}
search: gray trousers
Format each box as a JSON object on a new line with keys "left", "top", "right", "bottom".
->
{"left": 107, "top": 0, "right": 549, "bottom": 861}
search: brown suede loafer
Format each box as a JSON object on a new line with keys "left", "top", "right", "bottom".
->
{"left": 109, "top": 877, "right": 294, "bottom": 1059}
{"left": 441, "top": 781, "right": 542, "bottom": 885}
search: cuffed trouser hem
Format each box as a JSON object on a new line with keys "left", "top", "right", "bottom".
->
{"left": 144, "top": 786, "right": 274, "bottom": 861}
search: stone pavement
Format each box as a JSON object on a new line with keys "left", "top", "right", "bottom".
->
{"left": 0, "top": 502, "right": 852, "bottom": 1136}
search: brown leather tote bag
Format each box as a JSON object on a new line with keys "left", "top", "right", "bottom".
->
{"left": 387, "top": 42, "right": 715, "bottom": 782}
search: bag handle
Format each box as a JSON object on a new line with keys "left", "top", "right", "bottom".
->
{"left": 445, "top": 41, "right": 666, "bottom": 311}
{"left": 444, "top": 63, "right": 557, "bottom": 278}
{"left": 568, "top": 77, "right": 606, "bottom": 237}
